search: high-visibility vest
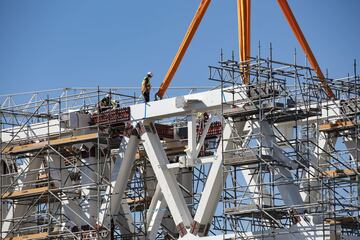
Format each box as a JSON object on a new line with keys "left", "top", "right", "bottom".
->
{"left": 141, "top": 77, "right": 151, "bottom": 94}
{"left": 100, "top": 97, "right": 110, "bottom": 107}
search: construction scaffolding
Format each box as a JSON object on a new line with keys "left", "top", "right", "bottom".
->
{"left": 1, "top": 55, "right": 360, "bottom": 239}
{"left": 210, "top": 55, "right": 360, "bottom": 239}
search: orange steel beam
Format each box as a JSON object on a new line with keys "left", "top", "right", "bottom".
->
{"left": 246, "top": 0, "right": 250, "bottom": 61}
{"left": 237, "top": 0, "right": 243, "bottom": 63}
{"left": 277, "top": 0, "right": 335, "bottom": 99}
{"left": 156, "top": 0, "right": 211, "bottom": 99}
{"left": 237, "top": 0, "right": 251, "bottom": 85}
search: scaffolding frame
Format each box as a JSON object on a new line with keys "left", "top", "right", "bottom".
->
{"left": 1, "top": 56, "right": 360, "bottom": 239}
{"left": 212, "top": 54, "right": 360, "bottom": 239}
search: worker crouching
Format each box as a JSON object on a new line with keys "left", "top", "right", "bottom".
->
{"left": 98, "top": 94, "right": 119, "bottom": 113}
{"left": 142, "top": 72, "right": 152, "bottom": 103}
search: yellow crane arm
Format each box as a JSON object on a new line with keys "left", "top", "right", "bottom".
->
{"left": 156, "top": 0, "right": 211, "bottom": 99}
{"left": 277, "top": 0, "right": 335, "bottom": 99}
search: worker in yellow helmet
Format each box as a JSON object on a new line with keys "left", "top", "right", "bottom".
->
{"left": 141, "top": 72, "right": 152, "bottom": 102}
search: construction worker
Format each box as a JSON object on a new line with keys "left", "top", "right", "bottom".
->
{"left": 141, "top": 72, "right": 152, "bottom": 103}
{"left": 111, "top": 99, "right": 119, "bottom": 108}
{"left": 98, "top": 94, "right": 111, "bottom": 112}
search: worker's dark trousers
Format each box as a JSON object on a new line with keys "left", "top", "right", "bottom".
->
{"left": 143, "top": 91, "right": 150, "bottom": 102}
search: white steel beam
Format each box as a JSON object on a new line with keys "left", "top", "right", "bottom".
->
{"left": 130, "top": 87, "right": 247, "bottom": 121}
{"left": 305, "top": 131, "right": 337, "bottom": 225}
{"left": 1, "top": 90, "right": 347, "bottom": 145}
{"left": 99, "top": 135, "right": 138, "bottom": 235}
{"left": 251, "top": 120, "right": 313, "bottom": 235}
{"left": 145, "top": 184, "right": 167, "bottom": 239}
{"left": 191, "top": 121, "right": 235, "bottom": 236}
{"left": 142, "top": 168, "right": 192, "bottom": 238}
{"left": 343, "top": 135, "right": 360, "bottom": 166}
{"left": 251, "top": 121, "right": 304, "bottom": 207}
{"left": 110, "top": 134, "right": 140, "bottom": 217}
{"left": 236, "top": 123, "right": 273, "bottom": 206}
{"left": 195, "top": 114, "right": 213, "bottom": 157}
{"left": 47, "top": 154, "right": 89, "bottom": 229}
{"left": 141, "top": 120, "right": 192, "bottom": 237}
{"left": 1, "top": 156, "right": 43, "bottom": 238}
{"left": 79, "top": 149, "right": 98, "bottom": 227}
{"left": 116, "top": 198, "right": 136, "bottom": 235}
{"left": 185, "top": 113, "right": 197, "bottom": 166}
{"left": 181, "top": 222, "right": 334, "bottom": 239}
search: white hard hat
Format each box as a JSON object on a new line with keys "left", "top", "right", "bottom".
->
{"left": 147, "top": 72, "right": 153, "bottom": 77}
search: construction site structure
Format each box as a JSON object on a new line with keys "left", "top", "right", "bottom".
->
{"left": 1, "top": 52, "right": 360, "bottom": 239}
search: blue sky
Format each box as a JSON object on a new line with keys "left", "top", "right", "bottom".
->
{"left": 0, "top": 0, "right": 359, "bottom": 95}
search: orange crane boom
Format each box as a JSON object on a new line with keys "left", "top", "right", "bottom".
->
{"left": 276, "top": 0, "right": 335, "bottom": 99}
{"left": 238, "top": 0, "right": 251, "bottom": 85}
{"left": 156, "top": 0, "right": 211, "bottom": 99}
{"left": 156, "top": 0, "right": 335, "bottom": 100}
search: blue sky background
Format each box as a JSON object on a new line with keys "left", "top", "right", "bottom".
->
{"left": 1, "top": 0, "right": 359, "bottom": 95}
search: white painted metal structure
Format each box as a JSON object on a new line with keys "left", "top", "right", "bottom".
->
{"left": 1, "top": 59, "right": 360, "bottom": 239}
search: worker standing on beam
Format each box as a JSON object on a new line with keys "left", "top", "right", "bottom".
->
{"left": 142, "top": 72, "right": 153, "bottom": 103}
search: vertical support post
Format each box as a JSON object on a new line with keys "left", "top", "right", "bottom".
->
{"left": 186, "top": 113, "right": 197, "bottom": 166}
{"left": 195, "top": 114, "right": 213, "bottom": 157}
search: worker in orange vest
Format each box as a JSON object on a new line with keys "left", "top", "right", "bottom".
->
{"left": 141, "top": 72, "right": 152, "bottom": 102}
